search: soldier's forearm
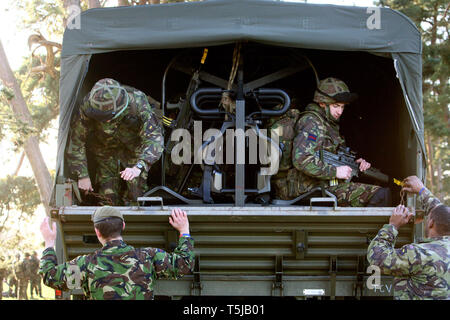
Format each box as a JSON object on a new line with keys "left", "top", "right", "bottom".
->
{"left": 419, "top": 188, "right": 441, "bottom": 216}
{"left": 39, "top": 248, "right": 70, "bottom": 291}
{"left": 367, "top": 224, "right": 397, "bottom": 267}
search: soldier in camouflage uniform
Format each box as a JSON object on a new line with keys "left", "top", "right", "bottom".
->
{"left": 8, "top": 255, "right": 18, "bottom": 298}
{"left": 0, "top": 255, "right": 7, "bottom": 300}
{"left": 66, "top": 78, "right": 164, "bottom": 205}
{"left": 29, "top": 251, "right": 42, "bottom": 298}
{"left": 367, "top": 175, "right": 449, "bottom": 300}
{"left": 16, "top": 253, "right": 30, "bottom": 300}
{"left": 275, "top": 77, "right": 390, "bottom": 206}
{"left": 39, "top": 206, "right": 195, "bottom": 300}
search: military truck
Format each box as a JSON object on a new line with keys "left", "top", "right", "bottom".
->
{"left": 51, "top": 0, "right": 426, "bottom": 299}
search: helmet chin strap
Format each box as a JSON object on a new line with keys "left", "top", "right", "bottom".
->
{"left": 111, "top": 91, "right": 129, "bottom": 120}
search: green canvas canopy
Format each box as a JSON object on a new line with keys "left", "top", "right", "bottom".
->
{"left": 54, "top": 0, "right": 424, "bottom": 205}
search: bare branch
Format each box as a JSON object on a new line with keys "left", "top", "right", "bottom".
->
{"left": 28, "top": 34, "right": 62, "bottom": 79}
{"left": 13, "top": 151, "right": 26, "bottom": 177}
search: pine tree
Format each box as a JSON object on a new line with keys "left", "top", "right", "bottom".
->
{"left": 378, "top": 0, "right": 449, "bottom": 201}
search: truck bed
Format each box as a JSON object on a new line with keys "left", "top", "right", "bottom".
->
{"left": 53, "top": 205, "right": 414, "bottom": 298}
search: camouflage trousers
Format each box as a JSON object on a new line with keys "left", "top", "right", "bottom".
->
{"left": 9, "top": 276, "right": 18, "bottom": 297}
{"left": 326, "top": 182, "right": 381, "bottom": 207}
{"left": 30, "top": 276, "right": 41, "bottom": 297}
{"left": 18, "top": 279, "right": 28, "bottom": 300}
{"left": 95, "top": 156, "right": 149, "bottom": 206}
{"left": 273, "top": 172, "right": 380, "bottom": 207}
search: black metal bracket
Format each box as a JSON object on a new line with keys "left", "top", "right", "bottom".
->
{"left": 354, "top": 255, "right": 367, "bottom": 299}
{"left": 329, "top": 255, "right": 337, "bottom": 300}
{"left": 272, "top": 256, "right": 284, "bottom": 297}
{"left": 141, "top": 186, "right": 202, "bottom": 205}
{"left": 165, "top": 230, "right": 178, "bottom": 252}
{"left": 191, "top": 256, "right": 202, "bottom": 296}
{"left": 294, "top": 230, "right": 308, "bottom": 259}
{"left": 174, "top": 62, "right": 308, "bottom": 94}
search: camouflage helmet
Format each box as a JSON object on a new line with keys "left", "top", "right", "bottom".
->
{"left": 85, "top": 78, "right": 129, "bottom": 122}
{"left": 313, "top": 77, "right": 358, "bottom": 104}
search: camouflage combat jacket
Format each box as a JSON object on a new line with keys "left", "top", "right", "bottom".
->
{"left": 29, "top": 256, "right": 40, "bottom": 280}
{"left": 367, "top": 189, "right": 449, "bottom": 300}
{"left": 0, "top": 257, "right": 7, "bottom": 279}
{"left": 288, "top": 103, "right": 345, "bottom": 194}
{"left": 39, "top": 237, "right": 195, "bottom": 300}
{"left": 67, "top": 85, "right": 164, "bottom": 179}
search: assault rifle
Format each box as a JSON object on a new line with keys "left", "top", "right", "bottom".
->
{"left": 316, "top": 146, "right": 389, "bottom": 184}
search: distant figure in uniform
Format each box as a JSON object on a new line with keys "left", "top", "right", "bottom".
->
{"left": 29, "top": 251, "right": 42, "bottom": 298}
{"left": 8, "top": 255, "right": 18, "bottom": 298}
{"left": 39, "top": 206, "right": 195, "bottom": 300}
{"left": 16, "top": 253, "right": 30, "bottom": 300}
{"left": 280, "top": 77, "right": 390, "bottom": 207}
{"left": 67, "top": 78, "right": 164, "bottom": 205}
{"left": 0, "top": 255, "right": 7, "bottom": 300}
{"left": 367, "top": 175, "right": 449, "bottom": 300}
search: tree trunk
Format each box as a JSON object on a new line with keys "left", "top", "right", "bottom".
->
{"left": 118, "top": 0, "right": 130, "bottom": 6}
{"left": 88, "top": 0, "right": 101, "bottom": 8}
{"left": 424, "top": 132, "right": 435, "bottom": 192}
{"left": 0, "top": 40, "right": 52, "bottom": 214}
{"left": 436, "top": 137, "right": 443, "bottom": 199}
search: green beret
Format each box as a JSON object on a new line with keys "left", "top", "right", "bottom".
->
{"left": 92, "top": 206, "right": 123, "bottom": 224}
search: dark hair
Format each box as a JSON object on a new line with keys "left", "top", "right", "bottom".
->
{"left": 430, "top": 205, "right": 450, "bottom": 235}
{"left": 94, "top": 217, "right": 124, "bottom": 239}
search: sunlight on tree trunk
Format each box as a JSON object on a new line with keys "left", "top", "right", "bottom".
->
{"left": 88, "top": 0, "right": 102, "bottom": 8}
{"left": 425, "top": 132, "right": 435, "bottom": 191}
{"left": 0, "top": 40, "right": 52, "bottom": 214}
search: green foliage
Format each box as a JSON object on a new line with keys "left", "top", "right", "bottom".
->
{"left": 0, "top": 175, "right": 41, "bottom": 219}
{"left": 15, "top": 0, "right": 65, "bottom": 38}
{"left": 0, "top": 54, "right": 59, "bottom": 150}
{"left": 17, "top": 55, "right": 60, "bottom": 133}
{"left": 378, "top": 0, "right": 449, "bottom": 200}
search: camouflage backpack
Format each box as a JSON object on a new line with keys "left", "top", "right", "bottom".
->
{"left": 269, "top": 108, "right": 328, "bottom": 200}
{"left": 268, "top": 108, "right": 302, "bottom": 172}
